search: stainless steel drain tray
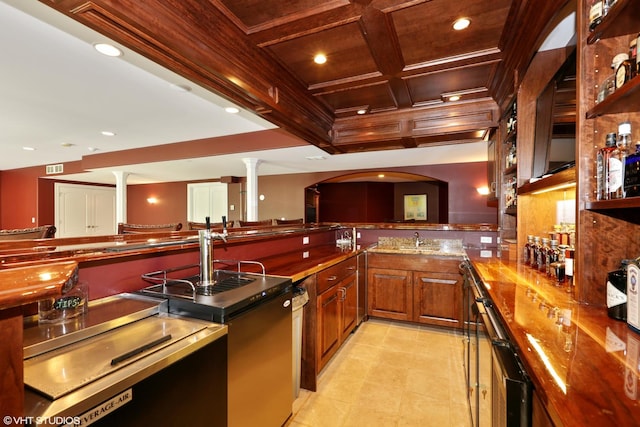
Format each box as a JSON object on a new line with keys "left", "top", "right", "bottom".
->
{"left": 24, "top": 315, "right": 209, "bottom": 400}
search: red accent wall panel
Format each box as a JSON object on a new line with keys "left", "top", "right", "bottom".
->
{"left": 0, "top": 167, "right": 40, "bottom": 229}
{"left": 126, "top": 182, "right": 188, "bottom": 226}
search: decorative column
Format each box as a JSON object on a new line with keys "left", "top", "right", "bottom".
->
{"left": 112, "top": 171, "right": 129, "bottom": 226}
{"left": 242, "top": 158, "right": 261, "bottom": 221}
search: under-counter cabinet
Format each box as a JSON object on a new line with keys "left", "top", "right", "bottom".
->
{"left": 367, "top": 253, "right": 464, "bottom": 328}
{"left": 316, "top": 256, "right": 358, "bottom": 371}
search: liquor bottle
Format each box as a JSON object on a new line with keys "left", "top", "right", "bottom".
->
{"left": 624, "top": 142, "right": 640, "bottom": 197}
{"left": 523, "top": 235, "right": 534, "bottom": 265}
{"left": 538, "top": 238, "right": 549, "bottom": 272}
{"left": 546, "top": 239, "right": 561, "bottom": 276}
{"left": 627, "top": 258, "right": 640, "bottom": 333}
{"left": 597, "top": 132, "right": 617, "bottom": 200}
{"left": 615, "top": 54, "right": 633, "bottom": 90}
{"left": 609, "top": 122, "right": 631, "bottom": 199}
{"left": 607, "top": 260, "right": 630, "bottom": 321}
{"left": 564, "top": 246, "right": 575, "bottom": 290}
{"left": 589, "top": 0, "right": 604, "bottom": 31}
{"left": 531, "top": 236, "right": 542, "bottom": 269}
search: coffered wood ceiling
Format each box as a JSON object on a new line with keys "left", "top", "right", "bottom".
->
{"left": 41, "top": 0, "right": 571, "bottom": 156}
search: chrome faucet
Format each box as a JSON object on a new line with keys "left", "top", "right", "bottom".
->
{"left": 414, "top": 232, "right": 424, "bottom": 248}
{"left": 199, "top": 216, "right": 228, "bottom": 286}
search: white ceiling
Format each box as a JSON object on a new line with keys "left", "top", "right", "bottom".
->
{"left": 0, "top": 0, "right": 488, "bottom": 185}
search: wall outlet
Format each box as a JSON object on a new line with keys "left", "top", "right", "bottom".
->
{"left": 31, "top": 217, "right": 36, "bottom": 223}
{"left": 480, "top": 236, "right": 492, "bottom": 244}
{"left": 230, "top": 204, "right": 235, "bottom": 211}
{"left": 303, "top": 236, "right": 309, "bottom": 245}
{"left": 303, "top": 251, "right": 309, "bottom": 259}
{"left": 356, "top": 232, "right": 361, "bottom": 239}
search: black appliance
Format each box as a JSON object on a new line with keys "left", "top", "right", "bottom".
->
{"left": 140, "top": 262, "right": 293, "bottom": 427}
{"left": 462, "top": 260, "right": 532, "bottom": 427}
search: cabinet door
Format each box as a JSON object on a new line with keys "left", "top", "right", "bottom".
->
{"left": 317, "top": 287, "right": 340, "bottom": 371}
{"left": 340, "top": 274, "right": 358, "bottom": 342}
{"left": 413, "top": 271, "right": 462, "bottom": 328}
{"left": 367, "top": 268, "right": 412, "bottom": 321}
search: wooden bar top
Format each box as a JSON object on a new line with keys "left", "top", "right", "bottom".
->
{"left": 0, "top": 261, "right": 78, "bottom": 309}
{"left": 468, "top": 251, "right": 640, "bottom": 426}
{"left": 232, "top": 243, "right": 360, "bottom": 282}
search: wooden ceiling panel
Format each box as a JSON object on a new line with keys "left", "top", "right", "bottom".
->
{"left": 267, "top": 22, "right": 379, "bottom": 87}
{"left": 391, "top": 0, "right": 512, "bottom": 66}
{"left": 405, "top": 63, "right": 496, "bottom": 104}
{"left": 316, "top": 82, "right": 397, "bottom": 116}
{"left": 216, "top": 0, "right": 350, "bottom": 31}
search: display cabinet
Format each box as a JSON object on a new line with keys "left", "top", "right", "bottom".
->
{"left": 498, "top": 99, "right": 518, "bottom": 242}
{"left": 576, "top": 0, "right": 640, "bottom": 305}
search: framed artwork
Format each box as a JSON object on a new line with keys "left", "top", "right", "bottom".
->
{"left": 404, "top": 194, "right": 427, "bottom": 221}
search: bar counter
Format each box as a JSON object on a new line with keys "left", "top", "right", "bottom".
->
{"left": 468, "top": 251, "right": 640, "bottom": 426}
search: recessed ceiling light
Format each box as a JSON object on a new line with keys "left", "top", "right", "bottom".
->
{"left": 93, "top": 43, "right": 123, "bottom": 57}
{"left": 225, "top": 107, "right": 240, "bottom": 114}
{"left": 378, "top": 174, "right": 385, "bottom": 178}
{"left": 60, "top": 142, "right": 75, "bottom": 148}
{"left": 306, "top": 155, "right": 326, "bottom": 161}
{"left": 357, "top": 109, "right": 367, "bottom": 115}
{"left": 453, "top": 18, "right": 471, "bottom": 31}
{"left": 448, "top": 95, "right": 461, "bottom": 101}
{"left": 101, "top": 131, "right": 116, "bottom": 136}
{"left": 87, "top": 147, "right": 99, "bottom": 152}
{"left": 22, "top": 146, "right": 35, "bottom": 151}
{"left": 314, "top": 54, "right": 327, "bottom": 65}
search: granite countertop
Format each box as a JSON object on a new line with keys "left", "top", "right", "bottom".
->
{"left": 467, "top": 251, "right": 640, "bottom": 426}
{"left": 366, "top": 237, "right": 466, "bottom": 256}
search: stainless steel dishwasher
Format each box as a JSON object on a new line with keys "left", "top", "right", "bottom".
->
{"left": 141, "top": 263, "right": 293, "bottom": 427}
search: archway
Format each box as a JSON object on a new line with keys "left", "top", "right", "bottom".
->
{"left": 305, "top": 171, "right": 448, "bottom": 224}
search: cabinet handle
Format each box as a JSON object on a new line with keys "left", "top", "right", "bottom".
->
{"left": 346, "top": 266, "right": 356, "bottom": 271}
{"left": 420, "top": 278, "right": 458, "bottom": 285}
{"left": 327, "top": 275, "right": 338, "bottom": 281}
{"left": 338, "top": 287, "right": 346, "bottom": 301}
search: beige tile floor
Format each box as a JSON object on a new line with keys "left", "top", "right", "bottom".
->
{"left": 287, "top": 318, "right": 471, "bottom": 427}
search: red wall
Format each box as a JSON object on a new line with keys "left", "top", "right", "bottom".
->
{"left": 0, "top": 167, "right": 40, "bottom": 228}
{"left": 127, "top": 182, "right": 188, "bottom": 226}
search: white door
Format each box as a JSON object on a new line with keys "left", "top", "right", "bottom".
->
{"left": 187, "top": 182, "right": 228, "bottom": 224}
{"left": 55, "top": 183, "right": 116, "bottom": 237}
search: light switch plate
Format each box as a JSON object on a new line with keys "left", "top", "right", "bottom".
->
{"left": 303, "top": 236, "right": 309, "bottom": 245}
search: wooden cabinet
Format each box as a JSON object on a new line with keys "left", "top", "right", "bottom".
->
{"left": 413, "top": 270, "right": 463, "bottom": 328}
{"left": 367, "top": 252, "right": 464, "bottom": 328}
{"left": 316, "top": 256, "right": 358, "bottom": 371}
{"left": 368, "top": 268, "right": 412, "bottom": 321}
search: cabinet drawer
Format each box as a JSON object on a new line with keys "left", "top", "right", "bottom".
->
{"left": 317, "top": 257, "right": 357, "bottom": 294}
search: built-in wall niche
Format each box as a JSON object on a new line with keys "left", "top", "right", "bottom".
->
{"left": 517, "top": 187, "right": 576, "bottom": 240}
{"left": 305, "top": 172, "right": 448, "bottom": 224}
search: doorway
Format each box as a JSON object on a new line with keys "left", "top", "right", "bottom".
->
{"left": 55, "top": 183, "right": 116, "bottom": 237}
